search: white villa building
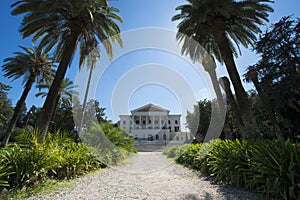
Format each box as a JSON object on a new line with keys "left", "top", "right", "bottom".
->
{"left": 119, "top": 103, "right": 188, "bottom": 142}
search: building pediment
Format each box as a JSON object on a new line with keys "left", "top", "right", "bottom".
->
{"left": 131, "top": 103, "right": 170, "bottom": 113}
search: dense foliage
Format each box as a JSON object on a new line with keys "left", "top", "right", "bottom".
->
{"left": 0, "top": 83, "right": 13, "bottom": 132}
{"left": 0, "top": 129, "right": 103, "bottom": 191}
{"left": 0, "top": 125, "right": 136, "bottom": 195}
{"left": 246, "top": 16, "right": 300, "bottom": 140}
{"left": 186, "top": 99, "right": 211, "bottom": 138}
{"left": 164, "top": 140, "right": 300, "bottom": 200}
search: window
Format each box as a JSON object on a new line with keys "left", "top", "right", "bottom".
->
{"left": 175, "top": 126, "right": 179, "bottom": 132}
{"left": 155, "top": 134, "right": 159, "bottom": 140}
{"left": 123, "top": 120, "right": 126, "bottom": 125}
{"left": 149, "top": 120, "right": 151, "bottom": 124}
{"left": 135, "top": 120, "right": 140, "bottom": 124}
{"left": 149, "top": 135, "right": 153, "bottom": 141}
{"left": 169, "top": 127, "right": 172, "bottom": 131}
{"left": 143, "top": 120, "right": 146, "bottom": 125}
{"left": 168, "top": 120, "right": 171, "bottom": 124}
{"left": 154, "top": 120, "right": 158, "bottom": 124}
{"left": 175, "top": 120, "right": 178, "bottom": 124}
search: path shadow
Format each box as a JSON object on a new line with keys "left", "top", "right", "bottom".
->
{"left": 175, "top": 192, "right": 215, "bottom": 200}
{"left": 192, "top": 172, "right": 261, "bottom": 200}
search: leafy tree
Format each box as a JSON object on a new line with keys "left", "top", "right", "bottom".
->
{"left": 11, "top": 0, "right": 123, "bottom": 135}
{"left": 246, "top": 16, "right": 300, "bottom": 140}
{"left": 247, "top": 91, "right": 279, "bottom": 139}
{"left": 245, "top": 69, "right": 284, "bottom": 141}
{"left": 186, "top": 99, "right": 211, "bottom": 139}
{"left": 81, "top": 122, "right": 136, "bottom": 153}
{"left": 52, "top": 100, "right": 75, "bottom": 132}
{"left": 94, "top": 100, "right": 110, "bottom": 124}
{"left": 1, "top": 45, "right": 54, "bottom": 146}
{"left": 78, "top": 99, "right": 109, "bottom": 130}
{"left": 172, "top": 0, "right": 273, "bottom": 138}
{"left": 0, "top": 83, "right": 13, "bottom": 132}
{"left": 21, "top": 105, "right": 39, "bottom": 128}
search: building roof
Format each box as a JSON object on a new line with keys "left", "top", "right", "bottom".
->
{"left": 131, "top": 103, "right": 170, "bottom": 113}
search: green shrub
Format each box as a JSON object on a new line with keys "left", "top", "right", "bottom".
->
{"left": 0, "top": 144, "right": 46, "bottom": 189}
{"left": 175, "top": 140, "right": 217, "bottom": 171}
{"left": 177, "top": 144, "right": 203, "bottom": 170}
{"left": 163, "top": 145, "right": 186, "bottom": 159}
{"left": 166, "top": 139, "right": 300, "bottom": 200}
{"left": 0, "top": 129, "right": 104, "bottom": 191}
{"left": 245, "top": 140, "right": 300, "bottom": 199}
{"left": 206, "top": 139, "right": 253, "bottom": 187}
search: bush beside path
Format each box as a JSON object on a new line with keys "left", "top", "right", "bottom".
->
{"left": 28, "top": 152, "right": 259, "bottom": 200}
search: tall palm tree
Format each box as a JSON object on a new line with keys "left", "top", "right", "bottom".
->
{"left": 172, "top": 0, "right": 273, "bottom": 137}
{"left": 36, "top": 77, "right": 78, "bottom": 122}
{"left": 175, "top": 28, "right": 225, "bottom": 110}
{"left": 1, "top": 45, "right": 54, "bottom": 146}
{"left": 77, "top": 48, "right": 100, "bottom": 135}
{"left": 11, "top": 0, "right": 123, "bottom": 135}
{"left": 171, "top": 23, "right": 226, "bottom": 141}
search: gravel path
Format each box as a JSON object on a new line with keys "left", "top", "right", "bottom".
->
{"left": 29, "top": 152, "right": 260, "bottom": 200}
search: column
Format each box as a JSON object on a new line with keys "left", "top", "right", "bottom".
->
{"left": 139, "top": 115, "right": 141, "bottom": 129}
{"left": 159, "top": 115, "right": 162, "bottom": 129}
{"left": 132, "top": 115, "right": 135, "bottom": 129}
{"left": 152, "top": 115, "right": 154, "bottom": 129}
{"left": 166, "top": 116, "right": 168, "bottom": 130}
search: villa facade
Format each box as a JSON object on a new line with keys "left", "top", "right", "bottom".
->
{"left": 119, "top": 103, "right": 185, "bottom": 141}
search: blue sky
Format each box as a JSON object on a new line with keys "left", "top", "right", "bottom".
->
{"left": 0, "top": 0, "right": 299, "bottom": 127}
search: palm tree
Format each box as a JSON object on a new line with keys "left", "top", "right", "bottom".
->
{"left": 36, "top": 77, "right": 78, "bottom": 123}
{"left": 11, "top": 0, "right": 123, "bottom": 135}
{"left": 175, "top": 28, "right": 225, "bottom": 112}
{"left": 171, "top": 22, "right": 226, "bottom": 141}
{"left": 1, "top": 45, "right": 54, "bottom": 146}
{"left": 245, "top": 68, "right": 285, "bottom": 141}
{"left": 77, "top": 48, "right": 100, "bottom": 135}
{"left": 172, "top": 0, "right": 273, "bottom": 137}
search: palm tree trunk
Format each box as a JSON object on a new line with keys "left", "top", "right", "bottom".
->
{"left": 51, "top": 95, "right": 60, "bottom": 122}
{"left": 202, "top": 61, "right": 226, "bottom": 142}
{"left": 203, "top": 60, "right": 226, "bottom": 111}
{"left": 37, "top": 30, "right": 80, "bottom": 137}
{"left": 48, "top": 94, "right": 61, "bottom": 132}
{"left": 212, "top": 26, "right": 257, "bottom": 139}
{"left": 77, "top": 67, "right": 93, "bottom": 135}
{"left": 251, "top": 77, "right": 285, "bottom": 141}
{"left": 1, "top": 76, "right": 35, "bottom": 147}
{"left": 212, "top": 31, "right": 250, "bottom": 114}
{"left": 220, "top": 77, "right": 247, "bottom": 139}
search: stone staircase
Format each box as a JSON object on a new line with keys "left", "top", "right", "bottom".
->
{"left": 135, "top": 141, "right": 186, "bottom": 152}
